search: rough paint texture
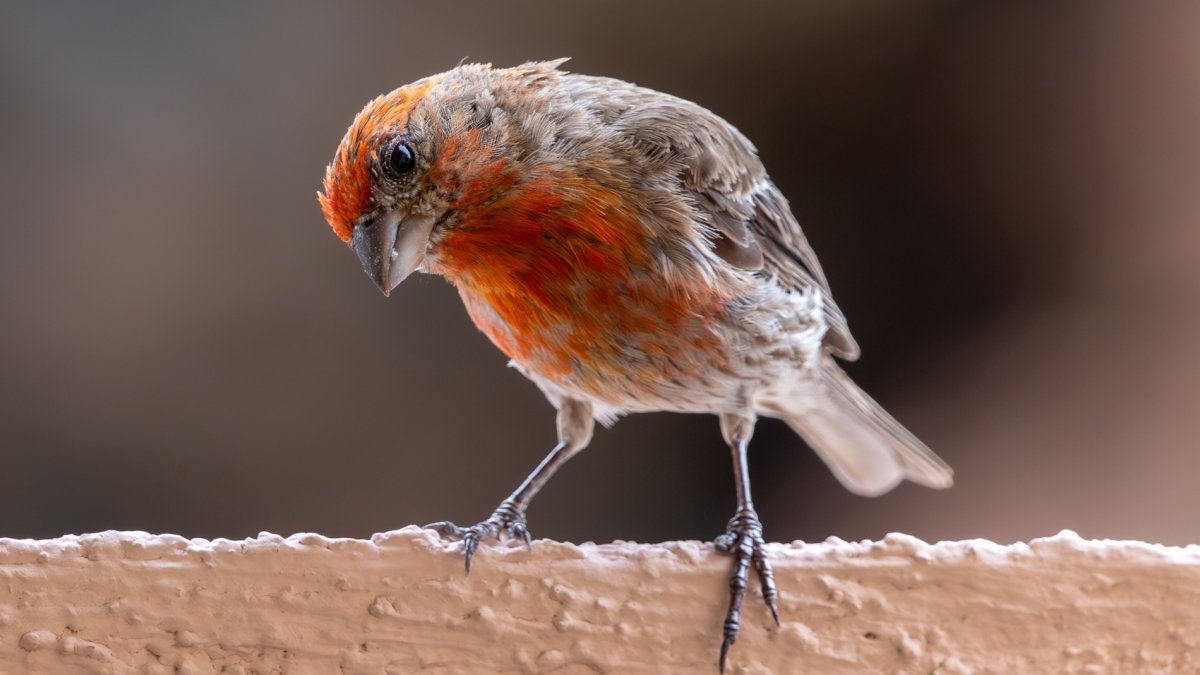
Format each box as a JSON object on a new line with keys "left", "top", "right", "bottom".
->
{"left": 1, "top": 529, "right": 1198, "bottom": 674}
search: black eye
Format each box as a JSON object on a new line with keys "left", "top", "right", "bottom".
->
{"left": 382, "top": 139, "right": 416, "bottom": 178}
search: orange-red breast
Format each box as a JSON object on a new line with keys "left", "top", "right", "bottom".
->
{"left": 319, "top": 60, "right": 953, "bottom": 671}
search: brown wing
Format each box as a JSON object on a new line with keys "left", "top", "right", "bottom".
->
{"left": 692, "top": 175, "right": 861, "bottom": 361}
{"left": 652, "top": 93, "right": 861, "bottom": 361}
{"left": 562, "top": 73, "right": 861, "bottom": 360}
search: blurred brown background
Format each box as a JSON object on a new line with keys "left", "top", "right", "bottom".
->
{"left": 1, "top": 1, "right": 1197, "bottom": 545}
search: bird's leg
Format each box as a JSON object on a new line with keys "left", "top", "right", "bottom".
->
{"left": 713, "top": 413, "right": 779, "bottom": 673}
{"left": 426, "top": 398, "right": 593, "bottom": 574}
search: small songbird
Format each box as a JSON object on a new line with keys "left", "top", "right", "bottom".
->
{"left": 319, "top": 60, "right": 952, "bottom": 671}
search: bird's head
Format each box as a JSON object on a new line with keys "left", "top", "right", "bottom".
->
{"left": 318, "top": 61, "right": 573, "bottom": 296}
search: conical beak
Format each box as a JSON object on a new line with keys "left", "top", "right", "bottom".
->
{"left": 350, "top": 212, "right": 437, "bottom": 296}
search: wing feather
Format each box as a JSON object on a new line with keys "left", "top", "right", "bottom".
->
{"left": 563, "top": 75, "right": 860, "bottom": 359}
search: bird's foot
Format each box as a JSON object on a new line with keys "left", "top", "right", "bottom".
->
{"left": 425, "top": 499, "right": 530, "bottom": 574}
{"left": 713, "top": 507, "right": 779, "bottom": 673}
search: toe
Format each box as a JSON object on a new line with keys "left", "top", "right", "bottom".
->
{"left": 509, "top": 521, "right": 532, "bottom": 548}
{"left": 752, "top": 544, "right": 780, "bottom": 625}
{"left": 462, "top": 531, "right": 482, "bottom": 574}
{"left": 425, "top": 521, "right": 467, "bottom": 539}
{"left": 713, "top": 532, "right": 736, "bottom": 552}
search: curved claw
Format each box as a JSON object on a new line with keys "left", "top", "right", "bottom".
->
{"left": 463, "top": 531, "right": 481, "bottom": 575}
{"left": 719, "top": 634, "right": 734, "bottom": 674}
{"left": 509, "top": 521, "right": 533, "bottom": 549}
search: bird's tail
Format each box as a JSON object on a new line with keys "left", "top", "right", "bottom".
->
{"left": 781, "top": 358, "right": 953, "bottom": 496}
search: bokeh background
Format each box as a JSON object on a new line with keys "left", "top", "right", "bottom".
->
{"left": 2, "top": 1, "right": 1197, "bottom": 546}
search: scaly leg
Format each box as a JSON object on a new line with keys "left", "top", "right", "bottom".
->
{"left": 713, "top": 413, "right": 779, "bottom": 673}
{"left": 426, "top": 398, "right": 593, "bottom": 573}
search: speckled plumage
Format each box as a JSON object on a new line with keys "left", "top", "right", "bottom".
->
{"left": 320, "top": 60, "right": 953, "bottom": 670}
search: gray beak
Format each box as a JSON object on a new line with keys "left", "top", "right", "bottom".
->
{"left": 350, "top": 212, "right": 437, "bottom": 296}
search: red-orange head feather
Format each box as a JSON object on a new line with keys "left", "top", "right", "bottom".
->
{"left": 318, "top": 81, "right": 433, "bottom": 242}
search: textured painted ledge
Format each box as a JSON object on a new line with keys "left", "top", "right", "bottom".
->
{"left": 1, "top": 528, "right": 1199, "bottom": 674}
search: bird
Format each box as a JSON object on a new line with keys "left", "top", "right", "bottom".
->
{"left": 318, "top": 59, "right": 953, "bottom": 671}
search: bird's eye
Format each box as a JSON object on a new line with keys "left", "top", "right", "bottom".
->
{"left": 382, "top": 139, "right": 416, "bottom": 178}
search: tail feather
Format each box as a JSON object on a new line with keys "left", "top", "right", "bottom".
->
{"left": 781, "top": 359, "right": 953, "bottom": 497}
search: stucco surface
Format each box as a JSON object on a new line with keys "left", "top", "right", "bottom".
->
{"left": 1, "top": 527, "right": 1198, "bottom": 674}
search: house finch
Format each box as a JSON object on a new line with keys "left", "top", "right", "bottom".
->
{"left": 319, "top": 60, "right": 952, "bottom": 671}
